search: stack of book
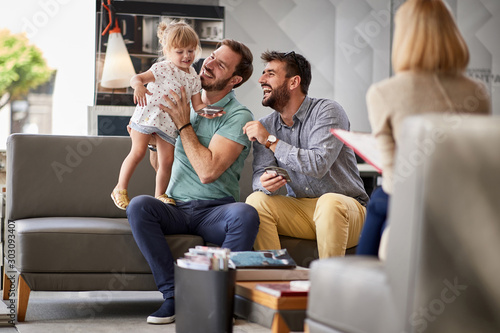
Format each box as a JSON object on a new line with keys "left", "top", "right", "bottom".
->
{"left": 176, "top": 246, "right": 231, "bottom": 271}
{"left": 256, "top": 280, "right": 311, "bottom": 297}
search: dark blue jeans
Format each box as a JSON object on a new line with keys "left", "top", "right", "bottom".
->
{"left": 356, "top": 187, "right": 389, "bottom": 256}
{"left": 127, "top": 195, "right": 260, "bottom": 299}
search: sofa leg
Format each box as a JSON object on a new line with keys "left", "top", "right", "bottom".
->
{"left": 17, "top": 275, "right": 31, "bottom": 322}
{"left": 2, "top": 271, "right": 11, "bottom": 300}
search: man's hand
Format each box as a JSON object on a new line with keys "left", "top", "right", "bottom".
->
{"left": 242, "top": 120, "right": 270, "bottom": 145}
{"left": 159, "top": 87, "right": 191, "bottom": 129}
{"left": 260, "top": 171, "right": 287, "bottom": 192}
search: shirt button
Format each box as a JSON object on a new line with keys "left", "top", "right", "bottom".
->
{"left": 305, "top": 187, "right": 309, "bottom": 191}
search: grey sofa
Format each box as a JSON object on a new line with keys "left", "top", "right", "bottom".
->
{"left": 4, "top": 132, "right": 351, "bottom": 322}
{"left": 3, "top": 134, "right": 209, "bottom": 321}
{"left": 306, "top": 114, "right": 500, "bottom": 333}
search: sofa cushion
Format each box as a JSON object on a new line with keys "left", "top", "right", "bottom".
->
{"left": 15, "top": 217, "right": 204, "bottom": 273}
{"left": 7, "top": 134, "right": 155, "bottom": 220}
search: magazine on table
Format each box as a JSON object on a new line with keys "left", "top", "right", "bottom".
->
{"left": 229, "top": 249, "right": 297, "bottom": 269}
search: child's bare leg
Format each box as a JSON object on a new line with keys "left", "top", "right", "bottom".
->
{"left": 154, "top": 138, "right": 175, "bottom": 198}
{"left": 115, "top": 129, "right": 151, "bottom": 191}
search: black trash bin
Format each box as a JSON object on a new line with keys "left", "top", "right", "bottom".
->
{"left": 175, "top": 264, "right": 236, "bottom": 333}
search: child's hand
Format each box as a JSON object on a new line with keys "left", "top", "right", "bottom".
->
{"left": 133, "top": 86, "right": 152, "bottom": 107}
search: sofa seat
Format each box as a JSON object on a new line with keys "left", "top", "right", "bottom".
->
{"left": 16, "top": 217, "right": 203, "bottom": 274}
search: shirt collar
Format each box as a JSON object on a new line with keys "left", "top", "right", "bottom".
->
{"left": 276, "top": 95, "right": 311, "bottom": 128}
{"left": 208, "top": 90, "right": 236, "bottom": 108}
{"left": 293, "top": 95, "right": 311, "bottom": 123}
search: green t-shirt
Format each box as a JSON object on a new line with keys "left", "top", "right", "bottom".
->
{"left": 166, "top": 90, "right": 253, "bottom": 202}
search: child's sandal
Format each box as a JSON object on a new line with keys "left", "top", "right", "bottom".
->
{"left": 156, "top": 194, "right": 176, "bottom": 205}
{"left": 111, "top": 189, "right": 130, "bottom": 210}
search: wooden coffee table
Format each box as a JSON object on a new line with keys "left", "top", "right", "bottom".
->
{"left": 234, "top": 281, "right": 308, "bottom": 333}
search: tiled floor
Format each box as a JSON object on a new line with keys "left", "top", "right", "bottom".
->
{"left": 3, "top": 290, "right": 274, "bottom": 333}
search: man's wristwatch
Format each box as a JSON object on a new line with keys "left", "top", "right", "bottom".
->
{"left": 265, "top": 135, "right": 277, "bottom": 149}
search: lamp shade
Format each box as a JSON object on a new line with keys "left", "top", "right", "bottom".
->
{"left": 101, "top": 32, "right": 136, "bottom": 89}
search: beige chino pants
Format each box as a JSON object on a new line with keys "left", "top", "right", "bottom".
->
{"left": 246, "top": 191, "right": 366, "bottom": 258}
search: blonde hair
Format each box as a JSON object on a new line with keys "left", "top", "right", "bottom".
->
{"left": 157, "top": 20, "right": 201, "bottom": 59}
{"left": 392, "top": 0, "right": 469, "bottom": 73}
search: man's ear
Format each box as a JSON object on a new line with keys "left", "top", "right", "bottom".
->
{"left": 289, "top": 75, "right": 301, "bottom": 91}
{"left": 231, "top": 75, "right": 243, "bottom": 87}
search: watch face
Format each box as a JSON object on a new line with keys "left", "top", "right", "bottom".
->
{"left": 265, "top": 135, "right": 277, "bottom": 149}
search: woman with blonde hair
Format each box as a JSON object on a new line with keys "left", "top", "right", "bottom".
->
{"left": 356, "top": 0, "right": 491, "bottom": 256}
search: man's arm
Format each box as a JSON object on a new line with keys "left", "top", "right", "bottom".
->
{"left": 244, "top": 101, "right": 349, "bottom": 183}
{"left": 243, "top": 119, "right": 287, "bottom": 194}
{"left": 178, "top": 126, "right": 244, "bottom": 183}
{"left": 160, "top": 87, "right": 244, "bottom": 184}
{"left": 273, "top": 101, "right": 347, "bottom": 179}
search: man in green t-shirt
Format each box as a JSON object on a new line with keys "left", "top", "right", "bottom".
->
{"left": 127, "top": 40, "right": 259, "bottom": 325}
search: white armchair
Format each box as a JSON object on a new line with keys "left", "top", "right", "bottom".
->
{"left": 306, "top": 114, "right": 500, "bottom": 333}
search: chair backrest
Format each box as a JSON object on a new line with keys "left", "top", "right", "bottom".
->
{"left": 7, "top": 134, "right": 156, "bottom": 220}
{"left": 386, "top": 114, "right": 500, "bottom": 333}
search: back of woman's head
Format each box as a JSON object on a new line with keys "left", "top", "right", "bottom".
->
{"left": 392, "top": 0, "right": 469, "bottom": 73}
{"left": 157, "top": 20, "right": 201, "bottom": 59}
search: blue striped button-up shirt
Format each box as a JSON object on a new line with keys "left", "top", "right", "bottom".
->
{"left": 251, "top": 96, "right": 368, "bottom": 206}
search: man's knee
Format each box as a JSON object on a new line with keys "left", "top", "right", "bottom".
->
{"left": 317, "top": 192, "right": 344, "bottom": 205}
{"left": 317, "top": 193, "right": 348, "bottom": 214}
{"left": 245, "top": 191, "right": 270, "bottom": 210}
{"left": 231, "top": 202, "right": 260, "bottom": 230}
{"left": 128, "top": 195, "right": 153, "bottom": 210}
{"left": 127, "top": 195, "right": 157, "bottom": 226}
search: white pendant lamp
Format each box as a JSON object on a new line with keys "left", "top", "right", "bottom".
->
{"left": 100, "top": 0, "right": 136, "bottom": 89}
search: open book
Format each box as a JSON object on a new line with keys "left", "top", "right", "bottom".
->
{"left": 330, "top": 129, "right": 383, "bottom": 174}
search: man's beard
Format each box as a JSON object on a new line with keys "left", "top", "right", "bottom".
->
{"left": 262, "top": 81, "right": 290, "bottom": 112}
{"left": 201, "top": 69, "right": 232, "bottom": 92}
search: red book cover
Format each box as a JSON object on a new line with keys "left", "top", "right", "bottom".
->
{"left": 255, "top": 283, "right": 309, "bottom": 297}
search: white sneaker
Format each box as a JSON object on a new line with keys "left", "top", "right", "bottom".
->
{"left": 147, "top": 298, "right": 175, "bottom": 325}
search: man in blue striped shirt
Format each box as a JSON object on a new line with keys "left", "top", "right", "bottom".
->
{"left": 243, "top": 51, "right": 368, "bottom": 258}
